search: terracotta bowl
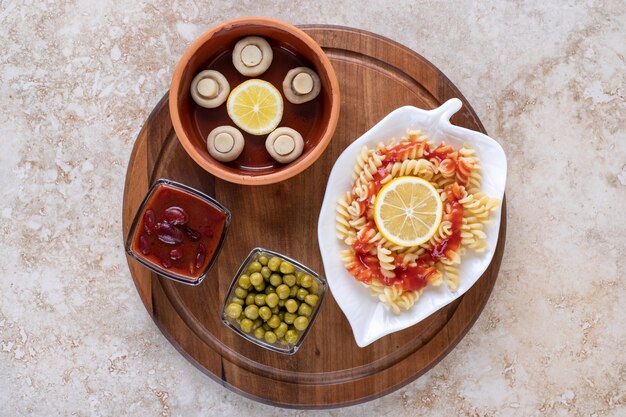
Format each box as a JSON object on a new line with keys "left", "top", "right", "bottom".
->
{"left": 169, "top": 17, "right": 340, "bottom": 185}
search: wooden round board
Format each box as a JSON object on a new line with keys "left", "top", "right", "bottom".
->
{"left": 122, "top": 25, "right": 507, "bottom": 409}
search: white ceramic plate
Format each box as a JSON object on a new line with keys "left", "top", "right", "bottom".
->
{"left": 317, "top": 98, "right": 507, "bottom": 347}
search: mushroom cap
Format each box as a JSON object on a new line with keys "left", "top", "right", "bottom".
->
{"left": 197, "top": 78, "right": 219, "bottom": 98}
{"left": 282, "top": 67, "right": 321, "bottom": 104}
{"left": 191, "top": 70, "right": 230, "bottom": 109}
{"left": 265, "top": 127, "right": 304, "bottom": 164}
{"left": 232, "top": 36, "right": 273, "bottom": 77}
{"left": 207, "top": 125, "right": 245, "bottom": 162}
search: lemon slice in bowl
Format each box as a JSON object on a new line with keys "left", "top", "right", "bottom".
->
{"left": 226, "top": 79, "right": 283, "bottom": 135}
{"left": 374, "top": 176, "right": 443, "bottom": 247}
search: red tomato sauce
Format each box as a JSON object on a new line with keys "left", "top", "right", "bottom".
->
{"left": 131, "top": 184, "right": 226, "bottom": 278}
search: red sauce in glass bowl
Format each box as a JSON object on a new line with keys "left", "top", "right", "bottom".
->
{"left": 126, "top": 180, "right": 230, "bottom": 285}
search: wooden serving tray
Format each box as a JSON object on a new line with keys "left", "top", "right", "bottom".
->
{"left": 122, "top": 25, "right": 507, "bottom": 409}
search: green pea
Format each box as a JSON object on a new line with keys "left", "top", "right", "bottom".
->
{"left": 248, "top": 261, "right": 262, "bottom": 274}
{"left": 294, "top": 316, "right": 309, "bottom": 331}
{"left": 285, "top": 329, "right": 298, "bottom": 344}
{"left": 275, "top": 322, "right": 288, "bottom": 338}
{"left": 268, "top": 256, "right": 281, "bottom": 271}
{"left": 234, "top": 287, "right": 248, "bottom": 299}
{"left": 296, "top": 288, "right": 308, "bottom": 301}
{"left": 305, "top": 294, "right": 319, "bottom": 307}
{"left": 245, "top": 294, "right": 255, "bottom": 305}
{"left": 225, "top": 303, "right": 242, "bottom": 319}
{"left": 276, "top": 284, "right": 290, "bottom": 300}
{"left": 266, "top": 293, "right": 279, "bottom": 308}
{"left": 264, "top": 285, "right": 275, "bottom": 295}
{"left": 278, "top": 299, "right": 285, "bottom": 307}
{"left": 290, "top": 285, "right": 299, "bottom": 297}
{"left": 250, "top": 272, "right": 263, "bottom": 286}
{"left": 240, "top": 318, "right": 253, "bottom": 333}
{"left": 238, "top": 274, "right": 251, "bottom": 289}
{"left": 284, "top": 312, "right": 297, "bottom": 324}
{"left": 254, "top": 281, "right": 265, "bottom": 292}
{"left": 258, "top": 255, "right": 269, "bottom": 266}
{"left": 310, "top": 280, "right": 320, "bottom": 294}
{"left": 296, "top": 272, "right": 303, "bottom": 285}
{"left": 264, "top": 331, "right": 277, "bottom": 344}
{"left": 258, "top": 306, "right": 272, "bottom": 321}
{"left": 285, "top": 299, "right": 298, "bottom": 313}
{"left": 268, "top": 315, "right": 281, "bottom": 329}
{"left": 254, "top": 293, "right": 266, "bottom": 306}
{"left": 283, "top": 274, "right": 296, "bottom": 287}
{"left": 269, "top": 274, "right": 282, "bottom": 287}
{"left": 254, "top": 327, "right": 265, "bottom": 339}
{"left": 279, "top": 261, "right": 295, "bottom": 274}
{"left": 300, "top": 274, "right": 313, "bottom": 288}
{"left": 262, "top": 323, "right": 271, "bottom": 331}
{"left": 231, "top": 296, "right": 244, "bottom": 306}
{"left": 252, "top": 318, "right": 263, "bottom": 330}
{"left": 271, "top": 306, "right": 280, "bottom": 314}
{"left": 298, "top": 303, "right": 312, "bottom": 317}
{"left": 261, "top": 266, "right": 271, "bottom": 280}
{"left": 244, "top": 305, "right": 259, "bottom": 320}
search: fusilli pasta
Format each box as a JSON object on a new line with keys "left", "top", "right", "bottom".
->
{"left": 336, "top": 130, "right": 500, "bottom": 314}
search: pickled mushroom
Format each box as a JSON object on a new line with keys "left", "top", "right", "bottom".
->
{"left": 265, "top": 127, "right": 304, "bottom": 164}
{"left": 232, "top": 36, "right": 273, "bottom": 77}
{"left": 282, "top": 67, "right": 321, "bottom": 104}
{"left": 190, "top": 70, "right": 230, "bottom": 108}
{"left": 207, "top": 126, "right": 245, "bottom": 162}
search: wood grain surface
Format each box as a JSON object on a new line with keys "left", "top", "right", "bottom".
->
{"left": 122, "top": 25, "right": 507, "bottom": 409}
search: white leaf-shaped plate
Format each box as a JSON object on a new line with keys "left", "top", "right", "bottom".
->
{"left": 317, "top": 98, "right": 507, "bottom": 347}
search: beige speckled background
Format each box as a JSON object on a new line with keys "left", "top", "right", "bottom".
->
{"left": 1, "top": 0, "right": 625, "bottom": 415}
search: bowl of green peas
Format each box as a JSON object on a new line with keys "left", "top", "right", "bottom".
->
{"left": 221, "top": 248, "right": 327, "bottom": 354}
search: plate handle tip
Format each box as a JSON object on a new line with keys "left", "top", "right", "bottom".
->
{"left": 430, "top": 98, "right": 462, "bottom": 124}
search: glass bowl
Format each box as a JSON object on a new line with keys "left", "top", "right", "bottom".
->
{"left": 221, "top": 248, "right": 327, "bottom": 354}
{"left": 125, "top": 179, "right": 231, "bottom": 286}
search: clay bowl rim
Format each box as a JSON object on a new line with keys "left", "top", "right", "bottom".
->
{"left": 169, "top": 17, "right": 341, "bottom": 186}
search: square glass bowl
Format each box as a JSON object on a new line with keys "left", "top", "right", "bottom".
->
{"left": 221, "top": 248, "right": 327, "bottom": 354}
{"left": 125, "top": 179, "right": 231, "bottom": 286}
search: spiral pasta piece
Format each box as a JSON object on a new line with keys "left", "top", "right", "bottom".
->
{"left": 377, "top": 245, "right": 396, "bottom": 278}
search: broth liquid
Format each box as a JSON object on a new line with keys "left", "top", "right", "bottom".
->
{"left": 193, "top": 46, "right": 323, "bottom": 174}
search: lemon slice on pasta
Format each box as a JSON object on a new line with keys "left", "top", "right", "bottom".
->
{"left": 374, "top": 176, "right": 443, "bottom": 247}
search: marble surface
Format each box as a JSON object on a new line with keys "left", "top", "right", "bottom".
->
{"left": 1, "top": 0, "right": 624, "bottom": 415}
